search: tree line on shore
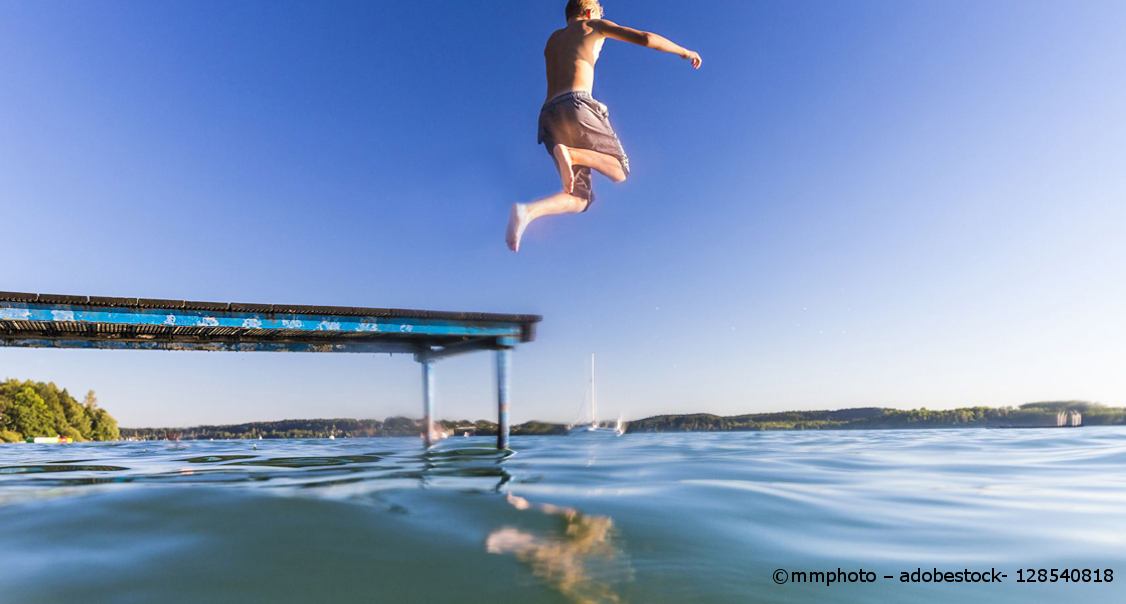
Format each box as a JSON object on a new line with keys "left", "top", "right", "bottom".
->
{"left": 120, "top": 417, "right": 568, "bottom": 441}
{"left": 118, "top": 401, "right": 1121, "bottom": 441}
{"left": 5, "top": 378, "right": 1118, "bottom": 443}
{"left": 625, "top": 401, "right": 1124, "bottom": 432}
{"left": 0, "top": 379, "right": 120, "bottom": 443}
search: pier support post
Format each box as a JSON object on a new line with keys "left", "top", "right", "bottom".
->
{"left": 422, "top": 358, "right": 435, "bottom": 448}
{"left": 496, "top": 347, "right": 511, "bottom": 450}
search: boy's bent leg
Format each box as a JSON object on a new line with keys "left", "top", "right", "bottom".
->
{"left": 506, "top": 192, "right": 589, "bottom": 252}
{"left": 552, "top": 145, "right": 576, "bottom": 194}
{"left": 568, "top": 147, "right": 628, "bottom": 183}
{"left": 552, "top": 145, "right": 628, "bottom": 190}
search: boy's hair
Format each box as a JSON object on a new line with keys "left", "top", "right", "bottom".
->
{"left": 565, "top": 0, "right": 603, "bottom": 21}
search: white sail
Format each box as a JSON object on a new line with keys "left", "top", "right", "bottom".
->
{"left": 590, "top": 353, "right": 598, "bottom": 430}
{"left": 569, "top": 354, "right": 624, "bottom": 436}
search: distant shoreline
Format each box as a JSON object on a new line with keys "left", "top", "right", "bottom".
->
{"left": 117, "top": 402, "right": 1122, "bottom": 441}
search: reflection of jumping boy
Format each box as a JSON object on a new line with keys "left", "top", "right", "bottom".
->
{"left": 506, "top": 0, "right": 702, "bottom": 251}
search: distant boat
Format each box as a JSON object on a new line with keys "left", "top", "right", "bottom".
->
{"left": 25, "top": 436, "right": 72, "bottom": 444}
{"left": 567, "top": 354, "right": 625, "bottom": 436}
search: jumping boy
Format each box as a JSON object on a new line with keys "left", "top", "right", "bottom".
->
{"left": 505, "top": 0, "right": 702, "bottom": 252}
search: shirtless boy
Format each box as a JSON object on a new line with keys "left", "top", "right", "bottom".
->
{"left": 505, "top": 0, "right": 702, "bottom": 252}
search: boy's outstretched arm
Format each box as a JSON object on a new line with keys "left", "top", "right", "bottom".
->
{"left": 590, "top": 19, "right": 702, "bottom": 69}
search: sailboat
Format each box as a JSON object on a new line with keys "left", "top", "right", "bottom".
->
{"left": 568, "top": 354, "right": 625, "bottom": 436}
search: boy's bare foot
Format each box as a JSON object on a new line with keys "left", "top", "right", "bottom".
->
{"left": 506, "top": 203, "right": 530, "bottom": 252}
{"left": 552, "top": 144, "right": 574, "bottom": 194}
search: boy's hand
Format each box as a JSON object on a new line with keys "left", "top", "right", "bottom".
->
{"left": 682, "top": 50, "right": 702, "bottom": 69}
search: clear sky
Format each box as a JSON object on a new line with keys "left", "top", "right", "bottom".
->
{"left": 2, "top": 1, "right": 1124, "bottom": 427}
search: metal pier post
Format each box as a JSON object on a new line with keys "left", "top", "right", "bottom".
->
{"left": 496, "top": 347, "right": 511, "bottom": 450}
{"left": 422, "top": 358, "right": 435, "bottom": 448}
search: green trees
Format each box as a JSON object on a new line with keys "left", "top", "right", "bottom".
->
{"left": 118, "top": 418, "right": 571, "bottom": 440}
{"left": 67, "top": 391, "right": 95, "bottom": 437}
{"left": 84, "top": 391, "right": 120, "bottom": 441}
{"left": 0, "top": 379, "right": 119, "bottom": 442}
{"left": 6, "top": 387, "right": 55, "bottom": 437}
{"left": 626, "top": 402, "right": 1125, "bottom": 433}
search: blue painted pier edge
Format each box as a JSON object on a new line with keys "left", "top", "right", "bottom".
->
{"left": 0, "top": 292, "right": 541, "bottom": 450}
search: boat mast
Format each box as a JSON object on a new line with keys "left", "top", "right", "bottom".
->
{"left": 591, "top": 353, "right": 597, "bottom": 424}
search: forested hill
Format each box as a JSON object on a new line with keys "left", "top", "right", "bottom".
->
{"left": 0, "top": 379, "right": 119, "bottom": 442}
{"left": 118, "top": 401, "right": 1124, "bottom": 441}
{"left": 626, "top": 402, "right": 1124, "bottom": 432}
{"left": 120, "top": 418, "right": 568, "bottom": 441}
{"left": 4, "top": 382, "right": 1114, "bottom": 444}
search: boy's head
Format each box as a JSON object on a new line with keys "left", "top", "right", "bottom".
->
{"left": 565, "top": 0, "right": 604, "bottom": 22}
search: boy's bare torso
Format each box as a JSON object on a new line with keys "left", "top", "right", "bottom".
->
{"left": 544, "top": 21, "right": 606, "bottom": 102}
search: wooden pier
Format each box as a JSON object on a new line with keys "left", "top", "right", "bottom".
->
{"left": 0, "top": 292, "right": 541, "bottom": 449}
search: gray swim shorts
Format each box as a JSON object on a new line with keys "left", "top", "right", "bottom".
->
{"left": 537, "top": 90, "right": 630, "bottom": 209}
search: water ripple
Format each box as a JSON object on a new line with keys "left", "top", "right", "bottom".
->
{"left": 0, "top": 429, "right": 1124, "bottom": 603}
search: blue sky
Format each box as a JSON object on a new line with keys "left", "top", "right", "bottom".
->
{"left": 2, "top": 1, "right": 1124, "bottom": 427}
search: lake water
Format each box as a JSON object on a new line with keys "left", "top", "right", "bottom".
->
{"left": 1, "top": 428, "right": 1124, "bottom": 603}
